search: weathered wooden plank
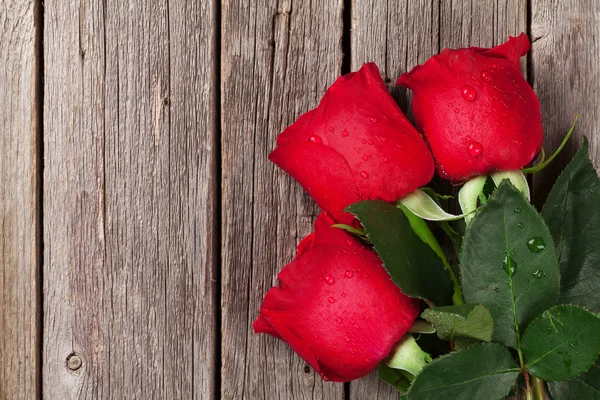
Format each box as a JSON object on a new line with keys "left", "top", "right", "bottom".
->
{"left": 531, "top": 1, "right": 600, "bottom": 205}
{"left": 220, "top": 0, "right": 345, "bottom": 399}
{"left": 43, "top": 0, "right": 217, "bottom": 398}
{"left": 350, "top": 1, "right": 526, "bottom": 398}
{"left": 0, "top": 1, "right": 41, "bottom": 398}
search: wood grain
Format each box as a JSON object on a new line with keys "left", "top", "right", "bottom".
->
{"left": 0, "top": 1, "right": 41, "bottom": 399}
{"left": 220, "top": 0, "right": 345, "bottom": 398}
{"left": 531, "top": 0, "right": 600, "bottom": 205}
{"left": 350, "top": 0, "right": 525, "bottom": 398}
{"left": 43, "top": 0, "right": 217, "bottom": 398}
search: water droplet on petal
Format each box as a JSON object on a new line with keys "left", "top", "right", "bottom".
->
{"left": 341, "top": 130, "right": 349, "bottom": 137}
{"left": 454, "top": 108, "right": 460, "bottom": 114}
{"left": 370, "top": 117, "right": 378, "bottom": 123}
{"left": 309, "top": 135, "right": 322, "bottom": 144}
{"left": 360, "top": 171, "right": 369, "bottom": 179}
{"left": 367, "top": 139, "right": 373, "bottom": 145}
{"left": 468, "top": 141, "right": 483, "bottom": 157}
{"left": 345, "top": 270, "right": 353, "bottom": 278}
{"left": 380, "top": 136, "right": 387, "bottom": 143}
{"left": 361, "top": 139, "right": 367, "bottom": 144}
{"left": 323, "top": 375, "right": 330, "bottom": 381}
{"left": 527, "top": 237, "right": 546, "bottom": 253}
{"left": 362, "top": 155, "right": 368, "bottom": 161}
{"left": 461, "top": 85, "right": 477, "bottom": 101}
{"left": 324, "top": 275, "right": 335, "bottom": 285}
{"left": 341, "top": 292, "right": 347, "bottom": 297}
{"left": 328, "top": 126, "right": 334, "bottom": 132}
{"left": 336, "top": 317, "right": 343, "bottom": 323}
{"left": 328, "top": 296, "right": 336, "bottom": 303}
{"left": 514, "top": 139, "right": 521, "bottom": 145}
{"left": 344, "top": 336, "right": 351, "bottom": 342}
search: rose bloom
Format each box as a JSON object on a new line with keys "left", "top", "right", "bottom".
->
{"left": 397, "top": 34, "right": 543, "bottom": 182}
{"left": 270, "top": 62, "right": 434, "bottom": 223}
{"left": 254, "top": 212, "right": 419, "bottom": 382}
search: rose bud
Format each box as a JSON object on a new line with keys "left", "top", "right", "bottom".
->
{"left": 270, "top": 62, "right": 434, "bottom": 223}
{"left": 397, "top": 33, "right": 543, "bottom": 182}
{"left": 253, "top": 212, "right": 420, "bottom": 382}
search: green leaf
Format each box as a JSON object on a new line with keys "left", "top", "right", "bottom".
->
{"left": 406, "top": 343, "right": 520, "bottom": 400}
{"left": 399, "top": 189, "right": 465, "bottom": 221}
{"left": 458, "top": 175, "right": 487, "bottom": 226}
{"left": 408, "top": 320, "right": 436, "bottom": 334}
{"left": 522, "top": 305, "right": 600, "bottom": 381}
{"left": 386, "top": 334, "right": 432, "bottom": 377}
{"left": 378, "top": 363, "right": 411, "bottom": 393}
{"left": 548, "top": 357, "right": 600, "bottom": 400}
{"left": 347, "top": 200, "right": 453, "bottom": 306}
{"left": 461, "top": 181, "right": 560, "bottom": 348}
{"left": 421, "top": 304, "right": 493, "bottom": 343}
{"left": 542, "top": 138, "right": 600, "bottom": 310}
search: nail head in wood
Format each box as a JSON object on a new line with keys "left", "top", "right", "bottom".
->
{"left": 66, "top": 354, "right": 82, "bottom": 371}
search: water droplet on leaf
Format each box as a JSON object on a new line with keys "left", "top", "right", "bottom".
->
{"left": 533, "top": 269, "right": 543, "bottom": 279}
{"left": 527, "top": 237, "right": 546, "bottom": 253}
{"left": 514, "top": 208, "right": 521, "bottom": 213}
{"left": 503, "top": 255, "right": 518, "bottom": 277}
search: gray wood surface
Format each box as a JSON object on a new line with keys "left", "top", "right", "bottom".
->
{"left": 0, "top": 1, "right": 41, "bottom": 399}
{"left": 43, "top": 0, "right": 217, "bottom": 398}
{"left": 220, "top": 0, "right": 345, "bottom": 399}
{"left": 531, "top": 0, "right": 600, "bottom": 205}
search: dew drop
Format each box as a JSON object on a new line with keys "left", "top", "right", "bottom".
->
{"left": 533, "top": 269, "right": 543, "bottom": 279}
{"left": 360, "top": 171, "right": 369, "bottom": 179}
{"left": 514, "top": 139, "right": 521, "bottom": 145}
{"left": 503, "top": 255, "right": 518, "bottom": 277}
{"left": 514, "top": 208, "right": 521, "bottom": 213}
{"left": 336, "top": 316, "right": 343, "bottom": 323}
{"left": 527, "top": 237, "right": 546, "bottom": 253}
{"left": 467, "top": 141, "right": 483, "bottom": 157}
{"left": 461, "top": 85, "right": 477, "bottom": 101}
{"left": 309, "top": 135, "right": 322, "bottom": 144}
{"left": 380, "top": 136, "right": 387, "bottom": 143}
{"left": 341, "top": 293, "right": 347, "bottom": 297}
{"left": 344, "top": 336, "right": 351, "bottom": 342}
{"left": 328, "top": 126, "right": 334, "bottom": 132}
{"left": 481, "top": 71, "right": 490, "bottom": 81}
{"left": 361, "top": 139, "right": 367, "bottom": 144}
{"left": 328, "top": 296, "right": 336, "bottom": 303}
{"left": 370, "top": 117, "right": 378, "bottom": 123}
{"left": 518, "top": 223, "right": 524, "bottom": 228}
{"left": 324, "top": 275, "right": 335, "bottom": 285}
{"left": 323, "top": 375, "right": 330, "bottom": 381}
{"left": 494, "top": 288, "right": 500, "bottom": 292}
{"left": 454, "top": 108, "right": 460, "bottom": 114}
{"left": 367, "top": 139, "right": 373, "bottom": 145}
{"left": 362, "top": 155, "right": 368, "bottom": 161}
{"left": 341, "top": 130, "right": 349, "bottom": 137}
{"left": 345, "top": 270, "right": 354, "bottom": 278}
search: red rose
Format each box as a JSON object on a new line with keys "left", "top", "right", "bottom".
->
{"left": 270, "top": 63, "right": 434, "bottom": 223}
{"left": 397, "top": 34, "right": 543, "bottom": 182}
{"left": 253, "top": 212, "right": 419, "bottom": 382}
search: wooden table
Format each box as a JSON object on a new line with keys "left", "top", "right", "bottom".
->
{"left": 1, "top": 0, "right": 597, "bottom": 398}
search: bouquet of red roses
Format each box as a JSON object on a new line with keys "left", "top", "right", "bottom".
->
{"left": 253, "top": 34, "right": 600, "bottom": 400}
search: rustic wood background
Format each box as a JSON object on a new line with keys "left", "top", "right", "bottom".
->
{"left": 1, "top": 0, "right": 598, "bottom": 398}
